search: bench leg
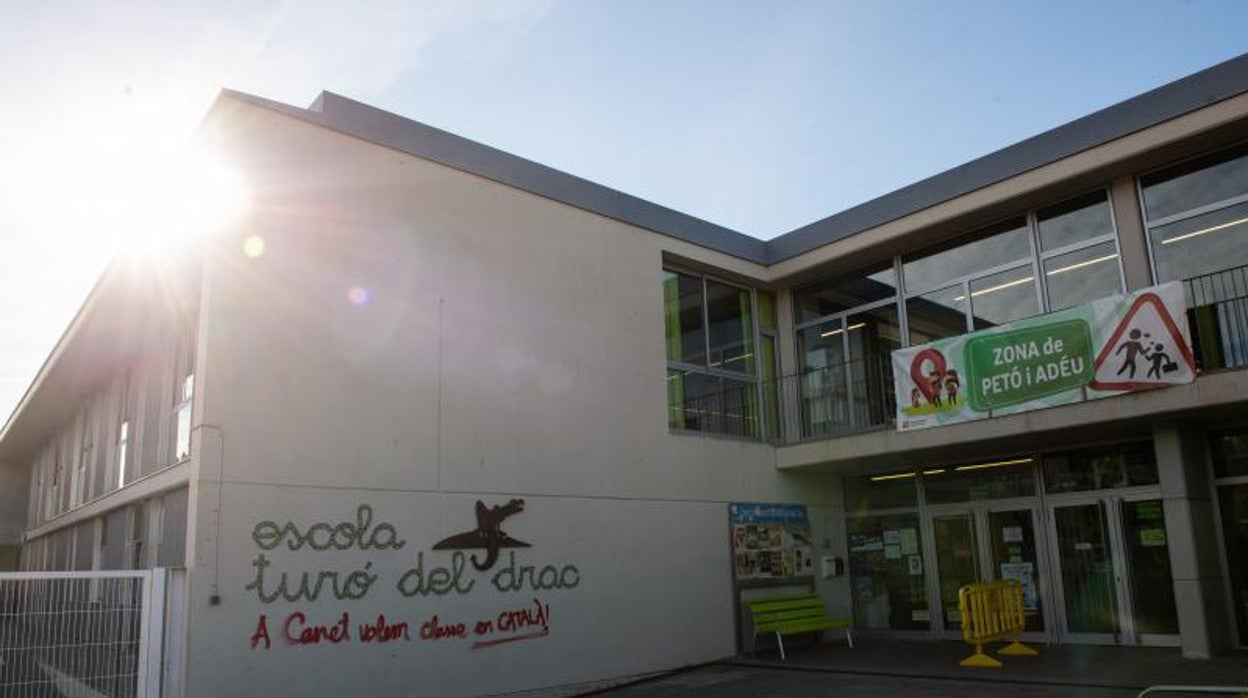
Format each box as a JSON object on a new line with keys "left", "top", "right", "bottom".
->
{"left": 845, "top": 628, "right": 854, "bottom": 648}
{"left": 775, "top": 630, "right": 786, "bottom": 661}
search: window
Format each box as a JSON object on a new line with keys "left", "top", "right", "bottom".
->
{"left": 663, "top": 269, "right": 763, "bottom": 438}
{"left": 793, "top": 263, "right": 901, "bottom": 437}
{"left": 75, "top": 410, "right": 91, "bottom": 506}
{"left": 171, "top": 331, "right": 195, "bottom": 462}
{"left": 116, "top": 372, "right": 132, "bottom": 489}
{"left": 1040, "top": 441, "right": 1158, "bottom": 494}
{"left": 1210, "top": 427, "right": 1248, "bottom": 643}
{"left": 903, "top": 192, "right": 1122, "bottom": 338}
{"left": 1141, "top": 144, "right": 1248, "bottom": 283}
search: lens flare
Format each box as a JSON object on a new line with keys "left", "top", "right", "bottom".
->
{"left": 242, "top": 235, "right": 266, "bottom": 259}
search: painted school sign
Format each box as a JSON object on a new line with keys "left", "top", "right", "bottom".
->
{"left": 892, "top": 282, "right": 1195, "bottom": 431}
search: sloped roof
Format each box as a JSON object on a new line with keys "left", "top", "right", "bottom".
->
{"left": 224, "top": 52, "right": 1248, "bottom": 265}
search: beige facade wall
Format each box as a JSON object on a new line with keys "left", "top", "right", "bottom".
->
{"left": 182, "top": 97, "right": 842, "bottom": 696}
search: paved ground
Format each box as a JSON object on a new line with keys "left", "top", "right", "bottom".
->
{"left": 602, "top": 664, "right": 1139, "bottom": 697}
{"left": 595, "top": 638, "right": 1248, "bottom": 697}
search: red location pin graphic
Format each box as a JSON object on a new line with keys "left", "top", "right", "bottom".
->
{"left": 909, "top": 348, "right": 946, "bottom": 405}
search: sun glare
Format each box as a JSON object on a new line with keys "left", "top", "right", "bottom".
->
{"left": 26, "top": 139, "right": 250, "bottom": 265}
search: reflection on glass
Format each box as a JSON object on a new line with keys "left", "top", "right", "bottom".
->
{"left": 1053, "top": 503, "right": 1117, "bottom": 634}
{"left": 845, "top": 474, "right": 917, "bottom": 512}
{"left": 798, "top": 321, "right": 850, "bottom": 437}
{"left": 1044, "top": 241, "right": 1122, "bottom": 311}
{"left": 1148, "top": 200, "right": 1248, "bottom": 282}
{"left": 932, "top": 514, "right": 978, "bottom": 630}
{"left": 1140, "top": 144, "right": 1248, "bottom": 222}
{"left": 706, "top": 280, "right": 754, "bottom": 375}
{"left": 1042, "top": 442, "right": 1158, "bottom": 493}
{"left": 923, "top": 459, "right": 1035, "bottom": 504}
{"left": 1037, "top": 192, "right": 1114, "bottom": 252}
{"left": 988, "top": 509, "right": 1044, "bottom": 632}
{"left": 666, "top": 370, "right": 757, "bottom": 436}
{"left": 795, "top": 264, "right": 898, "bottom": 323}
{"left": 906, "top": 285, "right": 967, "bottom": 344}
{"left": 903, "top": 219, "right": 1030, "bottom": 292}
{"left": 847, "top": 306, "right": 901, "bottom": 429}
{"left": 847, "top": 513, "right": 929, "bottom": 630}
{"left": 1210, "top": 427, "right": 1248, "bottom": 479}
{"left": 1120, "top": 500, "right": 1178, "bottom": 634}
{"left": 1216, "top": 483, "right": 1248, "bottom": 642}
{"left": 969, "top": 265, "right": 1039, "bottom": 330}
{"left": 663, "top": 271, "right": 705, "bottom": 365}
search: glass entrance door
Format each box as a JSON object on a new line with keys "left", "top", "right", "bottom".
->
{"left": 1047, "top": 496, "right": 1179, "bottom": 645}
{"left": 931, "top": 512, "right": 979, "bottom": 632}
{"left": 1050, "top": 500, "right": 1119, "bottom": 643}
{"left": 928, "top": 505, "right": 1047, "bottom": 637}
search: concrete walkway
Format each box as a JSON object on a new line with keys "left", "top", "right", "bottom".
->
{"left": 598, "top": 638, "right": 1248, "bottom": 697}
{"left": 731, "top": 637, "right": 1248, "bottom": 690}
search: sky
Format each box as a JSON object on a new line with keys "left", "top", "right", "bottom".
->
{"left": 0, "top": 0, "right": 1246, "bottom": 424}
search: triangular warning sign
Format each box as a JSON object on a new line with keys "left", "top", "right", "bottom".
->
{"left": 1090, "top": 290, "right": 1195, "bottom": 391}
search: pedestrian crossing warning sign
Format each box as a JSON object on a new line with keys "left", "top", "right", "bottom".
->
{"left": 1090, "top": 290, "right": 1195, "bottom": 391}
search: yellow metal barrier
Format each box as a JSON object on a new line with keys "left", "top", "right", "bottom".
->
{"left": 957, "top": 579, "right": 1037, "bottom": 668}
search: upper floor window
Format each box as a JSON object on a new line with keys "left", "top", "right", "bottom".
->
{"left": 664, "top": 268, "right": 769, "bottom": 438}
{"left": 904, "top": 191, "right": 1121, "bottom": 344}
{"left": 116, "top": 371, "right": 132, "bottom": 489}
{"left": 171, "top": 332, "right": 195, "bottom": 462}
{"left": 1140, "top": 143, "right": 1248, "bottom": 282}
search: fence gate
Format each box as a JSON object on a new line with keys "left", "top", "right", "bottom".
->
{"left": 0, "top": 569, "right": 183, "bottom": 697}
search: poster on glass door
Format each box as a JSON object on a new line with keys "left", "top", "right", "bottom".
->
{"left": 892, "top": 282, "right": 1195, "bottom": 432}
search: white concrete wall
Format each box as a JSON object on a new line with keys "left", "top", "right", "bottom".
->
{"left": 183, "top": 98, "right": 842, "bottom": 696}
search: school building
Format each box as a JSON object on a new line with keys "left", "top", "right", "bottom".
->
{"left": 1, "top": 53, "right": 1246, "bottom": 695}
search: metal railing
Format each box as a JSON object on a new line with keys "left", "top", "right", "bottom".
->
{"left": 770, "top": 358, "right": 896, "bottom": 443}
{"left": 0, "top": 569, "right": 180, "bottom": 697}
{"left": 670, "top": 380, "right": 762, "bottom": 439}
{"left": 669, "top": 358, "right": 897, "bottom": 444}
{"left": 1184, "top": 263, "right": 1248, "bottom": 372}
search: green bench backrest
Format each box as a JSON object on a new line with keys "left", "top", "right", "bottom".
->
{"left": 748, "top": 593, "right": 829, "bottom": 624}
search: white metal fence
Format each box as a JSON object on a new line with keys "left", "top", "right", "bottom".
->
{"left": 0, "top": 569, "right": 183, "bottom": 698}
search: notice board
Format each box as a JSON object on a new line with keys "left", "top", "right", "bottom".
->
{"left": 729, "top": 502, "right": 815, "bottom": 580}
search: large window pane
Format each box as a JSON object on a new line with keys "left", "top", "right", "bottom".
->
{"left": 1042, "top": 442, "right": 1158, "bottom": 494}
{"left": 903, "top": 219, "right": 1030, "bottom": 292}
{"left": 706, "top": 280, "right": 754, "bottom": 375}
{"left": 797, "top": 321, "right": 849, "bottom": 437}
{"left": 1037, "top": 192, "right": 1114, "bottom": 252}
{"left": 1211, "top": 427, "right": 1248, "bottom": 479}
{"left": 798, "top": 320, "right": 847, "bottom": 371}
{"left": 847, "top": 306, "right": 901, "bottom": 429}
{"left": 663, "top": 271, "right": 705, "bottom": 365}
{"left": 848, "top": 513, "right": 929, "bottom": 630}
{"left": 922, "top": 457, "right": 1035, "bottom": 504}
{"left": 906, "top": 285, "right": 967, "bottom": 344}
{"left": 845, "top": 473, "right": 917, "bottom": 511}
{"left": 1217, "top": 483, "right": 1248, "bottom": 642}
{"left": 1148, "top": 200, "right": 1248, "bottom": 282}
{"left": 1121, "top": 499, "right": 1179, "bottom": 634}
{"left": 1044, "top": 240, "right": 1122, "bottom": 311}
{"left": 970, "top": 265, "right": 1039, "bottom": 330}
{"left": 1141, "top": 144, "right": 1248, "bottom": 221}
{"left": 795, "top": 264, "right": 898, "bottom": 323}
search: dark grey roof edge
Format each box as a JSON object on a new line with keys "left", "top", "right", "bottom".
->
{"left": 765, "top": 52, "right": 1248, "bottom": 264}
{"left": 218, "top": 89, "right": 768, "bottom": 264}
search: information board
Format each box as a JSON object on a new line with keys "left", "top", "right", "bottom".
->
{"left": 729, "top": 502, "right": 814, "bottom": 580}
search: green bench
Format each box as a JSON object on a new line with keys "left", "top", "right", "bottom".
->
{"left": 747, "top": 592, "right": 853, "bottom": 660}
